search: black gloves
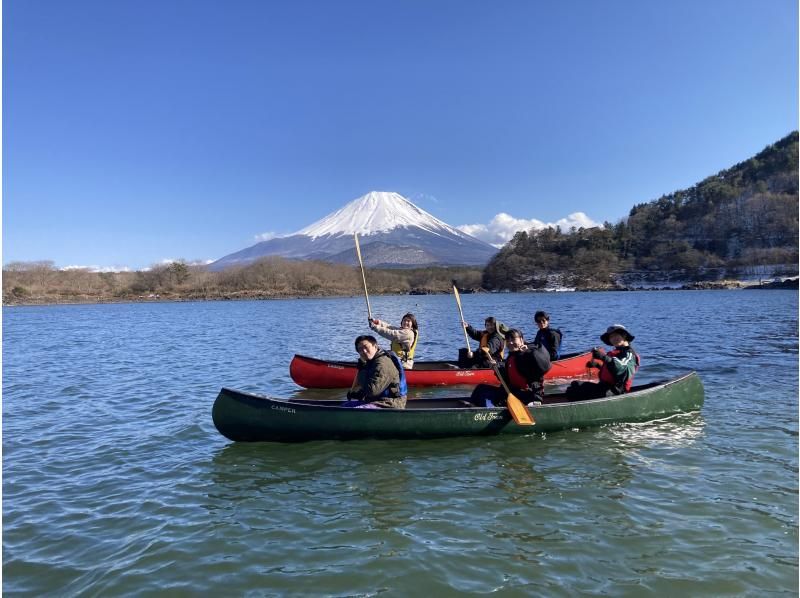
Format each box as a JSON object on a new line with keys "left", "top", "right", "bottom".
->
{"left": 346, "top": 390, "right": 364, "bottom": 401}
{"left": 591, "top": 347, "right": 606, "bottom": 360}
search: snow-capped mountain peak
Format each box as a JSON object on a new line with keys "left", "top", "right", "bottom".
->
{"left": 210, "top": 190, "right": 498, "bottom": 270}
{"left": 296, "top": 191, "right": 461, "bottom": 239}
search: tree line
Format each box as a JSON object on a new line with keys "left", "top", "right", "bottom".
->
{"left": 2, "top": 258, "right": 484, "bottom": 305}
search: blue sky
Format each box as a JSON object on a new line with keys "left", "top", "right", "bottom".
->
{"left": 3, "top": 0, "right": 797, "bottom": 271}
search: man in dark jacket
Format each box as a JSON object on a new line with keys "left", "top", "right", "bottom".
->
{"left": 344, "top": 335, "right": 407, "bottom": 408}
{"left": 532, "top": 310, "right": 562, "bottom": 360}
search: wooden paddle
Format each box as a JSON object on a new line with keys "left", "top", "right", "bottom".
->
{"left": 451, "top": 281, "right": 473, "bottom": 356}
{"left": 353, "top": 232, "right": 372, "bottom": 320}
{"left": 485, "top": 350, "right": 534, "bottom": 426}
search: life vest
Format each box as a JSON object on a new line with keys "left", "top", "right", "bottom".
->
{"left": 599, "top": 346, "right": 640, "bottom": 393}
{"left": 391, "top": 330, "right": 418, "bottom": 365}
{"left": 506, "top": 353, "right": 530, "bottom": 391}
{"left": 381, "top": 352, "right": 408, "bottom": 398}
{"left": 506, "top": 346, "right": 551, "bottom": 390}
{"left": 480, "top": 331, "right": 505, "bottom": 361}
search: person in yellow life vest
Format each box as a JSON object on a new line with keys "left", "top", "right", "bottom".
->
{"left": 459, "top": 316, "right": 508, "bottom": 368}
{"left": 369, "top": 312, "right": 419, "bottom": 369}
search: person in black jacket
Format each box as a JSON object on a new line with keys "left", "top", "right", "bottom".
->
{"left": 458, "top": 316, "right": 508, "bottom": 368}
{"left": 532, "top": 310, "right": 562, "bottom": 360}
{"left": 469, "top": 328, "right": 552, "bottom": 407}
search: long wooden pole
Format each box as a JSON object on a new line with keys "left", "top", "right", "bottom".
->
{"left": 452, "top": 281, "right": 473, "bottom": 354}
{"left": 354, "top": 233, "right": 372, "bottom": 320}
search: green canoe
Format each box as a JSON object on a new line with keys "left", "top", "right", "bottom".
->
{"left": 212, "top": 372, "right": 704, "bottom": 442}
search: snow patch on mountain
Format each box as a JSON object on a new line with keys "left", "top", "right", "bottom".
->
{"left": 297, "top": 191, "right": 469, "bottom": 239}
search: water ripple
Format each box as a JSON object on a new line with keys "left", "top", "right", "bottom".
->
{"left": 3, "top": 292, "right": 798, "bottom": 595}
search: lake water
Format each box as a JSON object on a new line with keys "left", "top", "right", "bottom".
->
{"left": 3, "top": 290, "right": 798, "bottom": 595}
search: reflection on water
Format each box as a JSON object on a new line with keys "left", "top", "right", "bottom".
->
{"left": 605, "top": 412, "right": 707, "bottom": 447}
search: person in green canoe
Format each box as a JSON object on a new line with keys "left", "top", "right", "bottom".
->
{"left": 566, "top": 324, "right": 640, "bottom": 400}
{"left": 343, "top": 335, "right": 408, "bottom": 409}
{"left": 469, "top": 328, "right": 552, "bottom": 407}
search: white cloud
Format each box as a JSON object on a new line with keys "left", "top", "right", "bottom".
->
{"left": 62, "top": 265, "right": 132, "bottom": 273}
{"left": 457, "top": 212, "right": 602, "bottom": 247}
{"left": 255, "top": 231, "right": 279, "bottom": 242}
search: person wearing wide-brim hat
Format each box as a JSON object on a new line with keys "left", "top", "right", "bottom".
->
{"left": 600, "top": 324, "right": 635, "bottom": 346}
{"left": 566, "top": 324, "right": 640, "bottom": 400}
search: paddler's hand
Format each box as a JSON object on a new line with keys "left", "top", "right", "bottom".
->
{"left": 480, "top": 346, "right": 494, "bottom": 365}
{"left": 591, "top": 347, "right": 606, "bottom": 360}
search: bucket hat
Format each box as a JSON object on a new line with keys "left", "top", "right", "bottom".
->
{"left": 601, "top": 324, "right": 635, "bottom": 345}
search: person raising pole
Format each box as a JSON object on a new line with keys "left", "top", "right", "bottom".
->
{"left": 369, "top": 313, "right": 419, "bottom": 370}
{"left": 459, "top": 316, "right": 508, "bottom": 369}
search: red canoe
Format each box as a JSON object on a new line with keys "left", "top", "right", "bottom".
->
{"left": 289, "top": 351, "right": 598, "bottom": 389}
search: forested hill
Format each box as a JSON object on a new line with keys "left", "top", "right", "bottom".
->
{"left": 484, "top": 132, "right": 799, "bottom": 290}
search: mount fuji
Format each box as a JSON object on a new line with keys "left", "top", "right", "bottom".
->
{"left": 210, "top": 191, "right": 498, "bottom": 270}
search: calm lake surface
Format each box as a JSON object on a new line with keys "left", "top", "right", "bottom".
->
{"left": 3, "top": 290, "right": 798, "bottom": 595}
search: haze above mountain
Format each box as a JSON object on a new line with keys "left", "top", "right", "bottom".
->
{"left": 211, "top": 191, "right": 499, "bottom": 270}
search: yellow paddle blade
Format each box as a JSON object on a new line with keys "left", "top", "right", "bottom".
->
{"left": 506, "top": 393, "right": 535, "bottom": 425}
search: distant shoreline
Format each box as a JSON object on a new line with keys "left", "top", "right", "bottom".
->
{"left": 4, "top": 278, "right": 796, "bottom": 307}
